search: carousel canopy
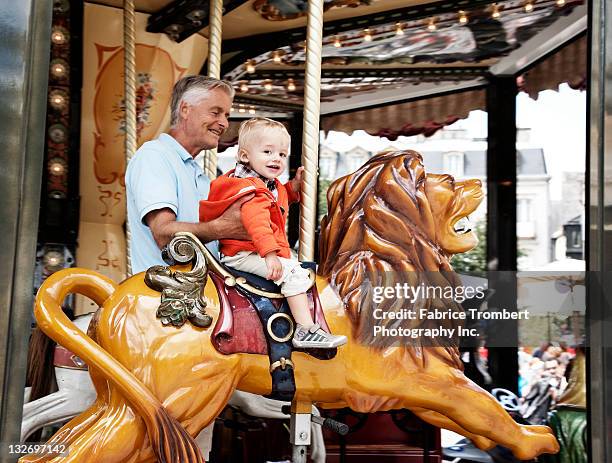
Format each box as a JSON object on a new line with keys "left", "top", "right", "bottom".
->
{"left": 88, "top": 0, "right": 587, "bottom": 135}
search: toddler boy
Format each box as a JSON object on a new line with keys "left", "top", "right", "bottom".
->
{"left": 200, "top": 117, "right": 346, "bottom": 349}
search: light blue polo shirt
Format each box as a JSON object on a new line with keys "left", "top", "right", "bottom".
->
{"left": 125, "top": 133, "right": 217, "bottom": 274}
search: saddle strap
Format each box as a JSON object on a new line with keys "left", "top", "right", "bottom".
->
{"left": 250, "top": 293, "right": 296, "bottom": 401}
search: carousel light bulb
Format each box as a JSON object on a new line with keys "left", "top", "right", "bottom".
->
{"left": 43, "top": 251, "right": 64, "bottom": 270}
{"left": 51, "top": 63, "right": 66, "bottom": 77}
{"left": 46, "top": 255, "right": 61, "bottom": 266}
{"left": 51, "top": 30, "right": 66, "bottom": 44}
{"left": 491, "top": 4, "right": 501, "bottom": 18}
{"left": 333, "top": 36, "right": 341, "bottom": 47}
{"left": 245, "top": 60, "right": 256, "bottom": 73}
{"left": 49, "top": 92, "right": 66, "bottom": 109}
{"left": 239, "top": 81, "right": 248, "bottom": 93}
{"left": 524, "top": 1, "right": 534, "bottom": 12}
{"left": 427, "top": 18, "right": 437, "bottom": 32}
{"left": 50, "top": 161, "right": 65, "bottom": 175}
{"left": 363, "top": 28, "right": 372, "bottom": 41}
{"left": 238, "top": 107, "right": 246, "bottom": 113}
{"left": 556, "top": 0, "right": 565, "bottom": 5}
{"left": 248, "top": 107, "right": 256, "bottom": 115}
{"left": 458, "top": 10, "right": 468, "bottom": 24}
{"left": 286, "top": 78, "right": 296, "bottom": 92}
{"left": 395, "top": 22, "right": 404, "bottom": 36}
{"left": 263, "top": 80, "right": 273, "bottom": 91}
{"left": 272, "top": 51, "right": 282, "bottom": 63}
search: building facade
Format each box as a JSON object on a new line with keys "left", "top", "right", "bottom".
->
{"left": 319, "top": 127, "right": 552, "bottom": 270}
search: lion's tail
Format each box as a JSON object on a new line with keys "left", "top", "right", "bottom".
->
{"left": 34, "top": 268, "right": 204, "bottom": 463}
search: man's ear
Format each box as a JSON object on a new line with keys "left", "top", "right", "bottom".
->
{"left": 179, "top": 101, "right": 190, "bottom": 121}
{"left": 238, "top": 148, "right": 250, "bottom": 164}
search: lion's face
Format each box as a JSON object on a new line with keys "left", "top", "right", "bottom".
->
{"left": 425, "top": 174, "right": 484, "bottom": 255}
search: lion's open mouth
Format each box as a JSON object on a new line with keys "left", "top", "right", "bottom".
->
{"left": 453, "top": 216, "right": 472, "bottom": 235}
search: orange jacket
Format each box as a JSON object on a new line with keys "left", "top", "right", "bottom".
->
{"left": 199, "top": 171, "right": 300, "bottom": 258}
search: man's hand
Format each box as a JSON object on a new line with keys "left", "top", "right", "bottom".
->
{"left": 264, "top": 252, "right": 283, "bottom": 281}
{"left": 144, "top": 193, "right": 254, "bottom": 250}
{"left": 207, "top": 194, "right": 253, "bottom": 241}
{"left": 289, "top": 166, "right": 304, "bottom": 193}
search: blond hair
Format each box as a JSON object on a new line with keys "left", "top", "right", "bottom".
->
{"left": 237, "top": 117, "right": 290, "bottom": 155}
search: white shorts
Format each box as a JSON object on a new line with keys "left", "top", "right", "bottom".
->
{"left": 221, "top": 251, "right": 312, "bottom": 297}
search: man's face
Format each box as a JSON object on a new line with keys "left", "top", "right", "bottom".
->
{"left": 239, "top": 128, "right": 290, "bottom": 180}
{"left": 179, "top": 88, "right": 232, "bottom": 150}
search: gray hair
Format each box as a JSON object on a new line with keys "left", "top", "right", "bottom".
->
{"left": 169, "top": 75, "right": 235, "bottom": 127}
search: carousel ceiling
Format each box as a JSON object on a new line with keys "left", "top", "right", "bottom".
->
{"left": 87, "top": 0, "right": 587, "bottom": 114}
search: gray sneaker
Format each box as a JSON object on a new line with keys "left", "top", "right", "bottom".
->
{"left": 292, "top": 323, "right": 347, "bottom": 349}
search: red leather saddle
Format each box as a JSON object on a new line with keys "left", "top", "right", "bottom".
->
{"left": 210, "top": 270, "right": 332, "bottom": 356}
{"left": 54, "top": 345, "right": 87, "bottom": 370}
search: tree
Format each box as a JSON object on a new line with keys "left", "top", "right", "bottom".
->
{"left": 317, "top": 178, "right": 333, "bottom": 222}
{"left": 451, "top": 220, "right": 486, "bottom": 276}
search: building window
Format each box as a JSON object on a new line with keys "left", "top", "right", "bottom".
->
{"left": 443, "top": 152, "right": 464, "bottom": 177}
{"left": 568, "top": 229, "right": 581, "bottom": 248}
{"left": 319, "top": 156, "right": 336, "bottom": 180}
{"left": 517, "top": 198, "right": 535, "bottom": 238}
{"left": 348, "top": 154, "right": 366, "bottom": 172}
{"left": 517, "top": 198, "right": 532, "bottom": 223}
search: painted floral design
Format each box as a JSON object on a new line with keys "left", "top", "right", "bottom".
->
{"left": 112, "top": 72, "right": 155, "bottom": 138}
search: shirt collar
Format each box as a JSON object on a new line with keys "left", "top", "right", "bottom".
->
{"left": 159, "top": 133, "right": 194, "bottom": 163}
{"left": 233, "top": 162, "right": 278, "bottom": 194}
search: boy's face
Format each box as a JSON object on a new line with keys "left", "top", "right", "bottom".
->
{"left": 239, "top": 128, "right": 290, "bottom": 180}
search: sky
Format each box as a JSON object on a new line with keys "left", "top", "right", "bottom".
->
{"left": 322, "top": 84, "right": 586, "bottom": 201}
{"left": 516, "top": 85, "right": 586, "bottom": 199}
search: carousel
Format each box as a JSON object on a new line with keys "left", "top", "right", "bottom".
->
{"left": 0, "top": 0, "right": 606, "bottom": 462}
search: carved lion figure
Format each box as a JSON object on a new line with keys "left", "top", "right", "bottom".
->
{"left": 320, "top": 150, "right": 483, "bottom": 357}
{"left": 23, "top": 151, "right": 558, "bottom": 463}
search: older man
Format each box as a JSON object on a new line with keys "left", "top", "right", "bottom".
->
{"left": 126, "top": 76, "right": 249, "bottom": 274}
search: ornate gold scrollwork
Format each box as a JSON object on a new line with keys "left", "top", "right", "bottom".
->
{"left": 145, "top": 233, "right": 211, "bottom": 328}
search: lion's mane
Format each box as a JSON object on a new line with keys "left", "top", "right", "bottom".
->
{"left": 319, "top": 150, "right": 465, "bottom": 367}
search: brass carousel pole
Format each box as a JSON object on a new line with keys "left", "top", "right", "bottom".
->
{"left": 203, "top": 0, "right": 223, "bottom": 180}
{"left": 298, "top": 0, "right": 324, "bottom": 262}
{"left": 292, "top": 2, "right": 324, "bottom": 462}
{"left": 124, "top": 0, "right": 137, "bottom": 276}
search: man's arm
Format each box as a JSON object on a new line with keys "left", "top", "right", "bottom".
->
{"left": 145, "top": 194, "right": 253, "bottom": 250}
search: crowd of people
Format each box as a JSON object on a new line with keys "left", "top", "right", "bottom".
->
{"left": 517, "top": 342, "right": 575, "bottom": 424}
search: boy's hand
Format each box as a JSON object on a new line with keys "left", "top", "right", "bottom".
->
{"left": 289, "top": 166, "right": 304, "bottom": 193}
{"left": 264, "top": 252, "right": 283, "bottom": 281}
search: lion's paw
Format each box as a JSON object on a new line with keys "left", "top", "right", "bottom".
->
{"left": 512, "top": 425, "right": 560, "bottom": 460}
